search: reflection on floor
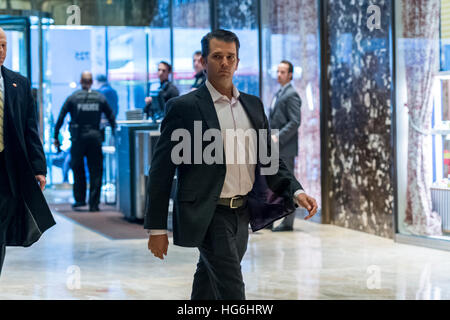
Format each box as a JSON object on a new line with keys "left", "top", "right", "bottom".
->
{"left": 1, "top": 193, "right": 450, "bottom": 299}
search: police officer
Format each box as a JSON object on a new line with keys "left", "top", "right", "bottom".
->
{"left": 54, "top": 71, "right": 116, "bottom": 212}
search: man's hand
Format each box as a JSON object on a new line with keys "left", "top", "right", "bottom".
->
{"left": 145, "top": 96, "right": 153, "bottom": 105}
{"left": 148, "top": 234, "right": 169, "bottom": 260}
{"left": 296, "top": 193, "right": 318, "bottom": 220}
{"left": 35, "top": 175, "right": 46, "bottom": 192}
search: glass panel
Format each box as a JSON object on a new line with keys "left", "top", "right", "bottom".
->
{"left": 1, "top": 23, "right": 28, "bottom": 78}
{"left": 260, "top": 0, "right": 321, "bottom": 208}
{"left": 148, "top": 0, "right": 171, "bottom": 94}
{"left": 218, "top": 0, "right": 259, "bottom": 96}
{"left": 396, "top": 0, "right": 446, "bottom": 237}
{"left": 433, "top": 78, "right": 450, "bottom": 187}
{"left": 107, "top": 26, "right": 148, "bottom": 119}
{"left": 173, "top": 0, "right": 210, "bottom": 95}
{"left": 441, "top": 0, "right": 450, "bottom": 70}
{"left": 443, "top": 79, "right": 450, "bottom": 122}
{"left": 42, "top": 26, "right": 106, "bottom": 184}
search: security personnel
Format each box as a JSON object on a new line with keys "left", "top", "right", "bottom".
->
{"left": 144, "top": 61, "right": 179, "bottom": 119}
{"left": 53, "top": 71, "right": 116, "bottom": 212}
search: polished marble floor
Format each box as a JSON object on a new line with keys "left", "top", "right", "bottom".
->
{"left": 1, "top": 193, "right": 450, "bottom": 299}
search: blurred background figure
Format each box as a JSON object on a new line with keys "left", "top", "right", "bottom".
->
{"left": 144, "top": 61, "right": 179, "bottom": 120}
{"left": 191, "top": 50, "right": 206, "bottom": 91}
{"left": 268, "top": 60, "right": 302, "bottom": 232}
{"left": 96, "top": 74, "right": 119, "bottom": 118}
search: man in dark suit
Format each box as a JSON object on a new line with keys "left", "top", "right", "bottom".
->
{"left": 268, "top": 60, "right": 302, "bottom": 232}
{"left": 0, "top": 27, "right": 55, "bottom": 275}
{"left": 145, "top": 29, "right": 317, "bottom": 300}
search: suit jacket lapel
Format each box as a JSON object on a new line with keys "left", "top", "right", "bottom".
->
{"left": 195, "top": 84, "right": 221, "bottom": 131}
{"left": 270, "top": 83, "right": 292, "bottom": 119}
{"left": 239, "top": 93, "right": 262, "bottom": 131}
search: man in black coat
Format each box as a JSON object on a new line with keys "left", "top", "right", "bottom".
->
{"left": 269, "top": 60, "right": 302, "bottom": 232}
{"left": 145, "top": 29, "right": 317, "bottom": 300}
{"left": 0, "top": 27, "right": 55, "bottom": 275}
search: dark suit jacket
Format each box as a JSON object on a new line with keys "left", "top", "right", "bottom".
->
{"left": 144, "top": 84, "right": 303, "bottom": 247}
{"left": 269, "top": 83, "right": 301, "bottom": 158}
{"left": 144, "top": 80, "right": 179, "bottom": 117}
{"left": 1, "top": 66, "right": 56, "bottom": 247}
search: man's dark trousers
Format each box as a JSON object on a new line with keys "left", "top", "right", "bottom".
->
{"left": 0, "top": 151, "right": 17, "bottom": 275}
{"left": 191, "top": 203, "right": 250, "bottom": 300}
{"left": 70, "top": 131, "right": 103, "bottom": 208}
{"left": 279, "top": 155, "right": 296, "bottom": 228}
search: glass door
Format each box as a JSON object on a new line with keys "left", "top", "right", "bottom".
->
{"left": 0, "top": 17, "right": 31, "bottom": 80}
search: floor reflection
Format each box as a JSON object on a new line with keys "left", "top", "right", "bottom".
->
{"left": 1, "top": 191, "right": 450, "bottom": 299}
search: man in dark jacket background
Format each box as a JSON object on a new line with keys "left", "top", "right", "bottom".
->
{"left": 96, "top": 74, "right": 119, "bottom": 117}
{"left": 144, "top": 61, "right": 179, "bottom": 119}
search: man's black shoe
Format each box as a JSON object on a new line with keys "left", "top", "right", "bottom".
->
{"left": 89, "top": 206, "right": 100, "bottom": 212}
{"left": 271, "top": 225, "right": 294, "bottom": 232}
{"left": 72, "top": 202, "right": 86, "bottom": 209}
{"left": 264, "top": 223, "right": 273, "bottom": 230}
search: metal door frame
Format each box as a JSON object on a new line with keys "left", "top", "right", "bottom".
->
{"left": 0, "top": 16, "right": 31, "bottom": 80}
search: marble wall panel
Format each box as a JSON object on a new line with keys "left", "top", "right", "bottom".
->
{"left": 326, "top": 0, "right": 394, "bottom": 238}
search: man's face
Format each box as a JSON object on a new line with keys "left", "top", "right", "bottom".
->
{"left": 193, "top": 54, "right": 203, "bottom": 74}
{"left": 201, "top": 38, "right": 239, "bottom": 85}
{"left": 0, "top": 30, "right": 7, "bottom": 67}
{"left": 158, "top": 63, "right": 170, "bottom": 82}
{"left": 277, "top": 63, "right": 292, "bottom": 86}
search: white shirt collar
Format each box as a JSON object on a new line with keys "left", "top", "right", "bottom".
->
{"left": 280, "top": 81, "right": 291, "bottom": 91}
{"left": 205, "top": 80, "right": 240, "bottom": 103}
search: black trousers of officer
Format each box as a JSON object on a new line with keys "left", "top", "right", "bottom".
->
{"left": 0, "top": 151, "right": 17, "bottom": 275}
{"left": 70, "top": 131, "right": 103, "bottom": 208}
{"left": 191, "top": 202, "right": 250, "bottom": 300}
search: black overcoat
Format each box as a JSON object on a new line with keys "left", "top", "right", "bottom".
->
{"left": 2, "top": 66, "right": 55, "bottom": 247}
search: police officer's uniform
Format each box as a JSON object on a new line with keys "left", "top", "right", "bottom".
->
{"left": 54, "top": 89, "right": 116, "bottom": 211}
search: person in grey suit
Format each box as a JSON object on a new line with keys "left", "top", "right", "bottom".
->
{"left": 145, "top": 30, "right": 317, "bottom": 300}
{"left": 269, "top": 60, "right": 302, "bottom": 232}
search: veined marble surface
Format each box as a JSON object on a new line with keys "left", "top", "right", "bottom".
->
{"left": 1, "top": 212, "right": 449, "bottom": 300}
{"left": 326, "top": 0, "right": 394, "bottom": 238}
